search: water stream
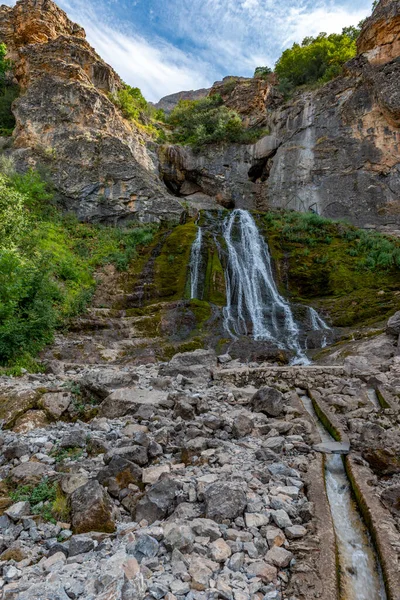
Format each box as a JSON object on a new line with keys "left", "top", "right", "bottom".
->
{"left": 188, "top": 209, "right": 332, "bottom": 363}
{"left": 189, "top": 226, "right": 203, "bottom": 300}
{"left": 221, "top": 209, "right": 309, "bottom": 362}
{"left": 300, "top": 394, "right": 386, "bottom": 600}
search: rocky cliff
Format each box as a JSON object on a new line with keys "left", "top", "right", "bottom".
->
{"left": 0, "top": 0, "right": 183, "bottom": 223}
{"left": 160, "top": 1, "right": 400, "bottom": 227}
{"left": 0, "top": 0, "right": 399, "bottom": 226}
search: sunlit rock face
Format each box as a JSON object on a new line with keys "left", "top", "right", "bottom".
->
{"left": 0, "top": 0, "right": 183, "bottom": 224}
{"left": 159, "top": 0, "right": 400, "bottom": 227}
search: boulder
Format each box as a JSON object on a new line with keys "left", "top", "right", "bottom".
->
{"left": 9, "top": 462, "right": 49, "bottom": 486}
{"left": 68, "top": 534, "right": 95, "bottom": 556}
{"left": 5, "top": 501, "right": 31, "bottom": 521}
{"left": 98, "top": 388, "right": 166, "bottom": 419}
{"left": 204, "top": 481, "right": 247, "bottom": 523}
{"left": 209, "top": 538, "right": 232, "bottom": 562}
{"left": 104, "top": 445, "right": 148, "bottom": 467}
{"left": 160, "top": 349, "right": 217, "bottom": 380}
{"left": 71, "top": 479, "right": 116, "bottom": 534}
{"left": 266, "top": 546, "right": 293, "bottom": 568}
{"left": 251, "top": 387, "right": 286, "bottom": 417}
{"left": 246, "top": 561, "right": 277, "bottom": 583}
{"left": 232, "top": 414, "right": 254, "bottom": 438}
{"left": 40, "top": 392, "right": 72, "bottom": 419}
{"left": 135, "top": 478, "right": 181, "bottom": 524}
{"left": 97, "top": 456, "right": 142, "bottom": 494}
{"left": 387, "top": 311, "right": 400, "bottom": 336}
{"left": 80, "top": 368, "right": 139, "bottom": 399}
{"left": 13, "top": 410, "right": 49, "bottom": 433}
{"left": 163, "top": 523, "right": 195, "bottom": 552}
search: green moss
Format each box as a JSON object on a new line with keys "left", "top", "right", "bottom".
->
{"left": 158, "top": 337, "right": 205, "bottom": 361}
{"left": 204, "top": 245, "right": 226, "bottom": 306}
{"left": 256, "top": 210, "right": 400, "bottom": 327}
{"left": 153, "top": 222, "right": 197, "bottom": 300}
{"left": 189, "top": 299, "right": 212, "bottom": 327}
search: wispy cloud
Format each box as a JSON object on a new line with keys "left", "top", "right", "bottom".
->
{"left": 1, "top": 0, "right": 372, "bottom": 101}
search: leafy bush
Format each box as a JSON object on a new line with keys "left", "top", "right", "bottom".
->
{"left": 168, "top": 95, "right": 265, "bottom": 148}
{"left": 110, "top": 84, "right": 165, "bottom": 139}
{"left": 111, "top": 84, "right": 148, "bottom": 121}
{"left": 0, "top": 43, "right": 17, "bottom": 135}
{"left": 10, "top": 479, "right": 69, "bottom": 523}
{"left": 254, "top": 66, "right": 272, "bottom": 79}
{"left": 0, "top": 166, "right": 158, "bottom": 369}
{"left": 275, "top": 31, "right": 357, "bottom": 91}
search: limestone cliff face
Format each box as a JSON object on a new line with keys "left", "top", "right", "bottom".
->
{"left": 0, "top": 0, "right": 183, "bottom": 223}
{"left": 160, "top": 0, "right": 400, "bottom": 227}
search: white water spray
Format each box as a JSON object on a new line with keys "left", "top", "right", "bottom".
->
{"left": 222, "top": 209, "right": 309, "bottom": 363}
{"left": 190, "top": 227, "right": 203, "bottom": 299}
{"left": 309, "top": 306, "right": 330, "bottom": 348}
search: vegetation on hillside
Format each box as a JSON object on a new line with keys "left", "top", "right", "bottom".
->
{"left": 0, "top": 42, "right": 18, "bottom": 136}
{"left": 259, "top": 211, "right": 400, "bottom": 326}
{"left": 0, "top": 160, "right": 157, "bottom": 372}
{"left": 167, "top": 94, "right": 266, "bottom": 148}
{"left": 275, "top": 31, "right": 357, "bottom": 94}
{"left": 109, "top": 83, "right": 166, "bottom": 139}
{"left": 273, "top": 1, "right": 378, "bottom": 96}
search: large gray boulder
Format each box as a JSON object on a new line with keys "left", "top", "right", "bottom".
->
{"left": 204, "top": 481, "right": 247, "bottom": 523}
{"left": 387, "top": 311, "right": 400, "bottom": 336}
{"left": 98, "top": 388, "right": 166, "bottom": 419}
{"left": 160, "top": 349, "right": 217, "bottom": 380}
{"left": 80, "top": 368, "right": 139, "bottom": 399}
{"left": 251, "top": 386, "right": 286, "bottom": 417}
{"left": 135, "top": 478, "right": 182, "bottom": 524}
{"left": 71, "top": 479, "right": 116, "bottom": 534}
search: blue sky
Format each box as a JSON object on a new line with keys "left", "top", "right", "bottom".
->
{"left": 5, "top": 0, "right": 373, "bottom": 101}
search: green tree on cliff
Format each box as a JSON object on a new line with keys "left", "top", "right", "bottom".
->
{"left": 275, "top": 31, "right": 357, "bottom": 90}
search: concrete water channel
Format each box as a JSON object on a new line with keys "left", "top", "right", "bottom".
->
{"left": 300, "top": 394, "right": 387, "bottom": 600}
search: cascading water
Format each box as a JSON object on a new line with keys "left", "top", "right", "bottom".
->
{"left": 222, "top": 209, "right": 309, "bottom": 363}
{"left": 308, "top": 306, "right": 331, "bottom": 348}
{"left": 190, "top": 227, "right": 203, "bottom": 300}
{"left": 301, "top": 394, "right": 386, "bottom": 600}
{"left": 188, "top": 209, "right": 331, "bottom": 363}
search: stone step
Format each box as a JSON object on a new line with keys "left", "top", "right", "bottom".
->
{"left": 313, "top": 441, "right": 350, "bottom": 455}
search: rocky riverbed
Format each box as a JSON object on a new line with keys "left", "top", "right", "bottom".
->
{"left": 0, "top": 312, "right": 399, "bottom": 600}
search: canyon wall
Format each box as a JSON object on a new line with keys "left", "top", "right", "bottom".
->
{"left": 0, "top": 0, "right": 183, "bottom": 223}
{"left": 160, "top": 1, "right": 400, "bottom": 227}
{"left": 0, "top": 0, "right": 399, "bottom": 226}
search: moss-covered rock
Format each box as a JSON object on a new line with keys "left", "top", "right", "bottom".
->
{"left": 256, "top": 211, "right": 400, "bottom": 327}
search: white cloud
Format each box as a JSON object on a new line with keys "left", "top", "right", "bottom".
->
{"left": 82, "top": 22, "right": 211, "bottom": 101}
{"left": 1, "top": 0, "right": 373, "bottom": 100}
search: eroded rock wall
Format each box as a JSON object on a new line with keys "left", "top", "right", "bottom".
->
{"left": 0, "top": 0, "right": 183, "bottom": 224}
{"left": 160, "top": 0, "right": 400, "bottom": 226}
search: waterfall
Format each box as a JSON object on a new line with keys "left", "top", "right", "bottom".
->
{"left": 190, "top": 227, "right": 203, "bottom": 299}
{"left": 222, "top": 209, "right": 309, "bottom": 363}
{"left": 309, "top": 306, "right": 330, "bottom": 348}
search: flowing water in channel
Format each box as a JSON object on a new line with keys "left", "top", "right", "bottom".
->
{"left": 301, "top": 395, "right": 387, "bottom": 600}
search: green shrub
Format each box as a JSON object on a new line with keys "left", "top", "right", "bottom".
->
{"left": 0, "top": 174, "right": 29, "bottom": 248}
{"left": 0, "top": 166, "right": 159, "bottom": 368}
{"left": 275, "top": 31, "right": 357, "bottom": 90}
{"left": 254, "top": 66, "right": 272, "bottom": 79}
{"left": 111, "top": 84, "right": 148, "bottom": 121}
{"left": 0, "top": 43, "right": 18, "bottom": 135}
{"left": 168, "top": 95, "right": 266, "bottom": 148}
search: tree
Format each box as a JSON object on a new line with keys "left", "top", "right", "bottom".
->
{"left": 275, "top": 32, "right": 357, "bottom": 89}
{"left": 254, "top": 66, "right": 272, "bottom": 79}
